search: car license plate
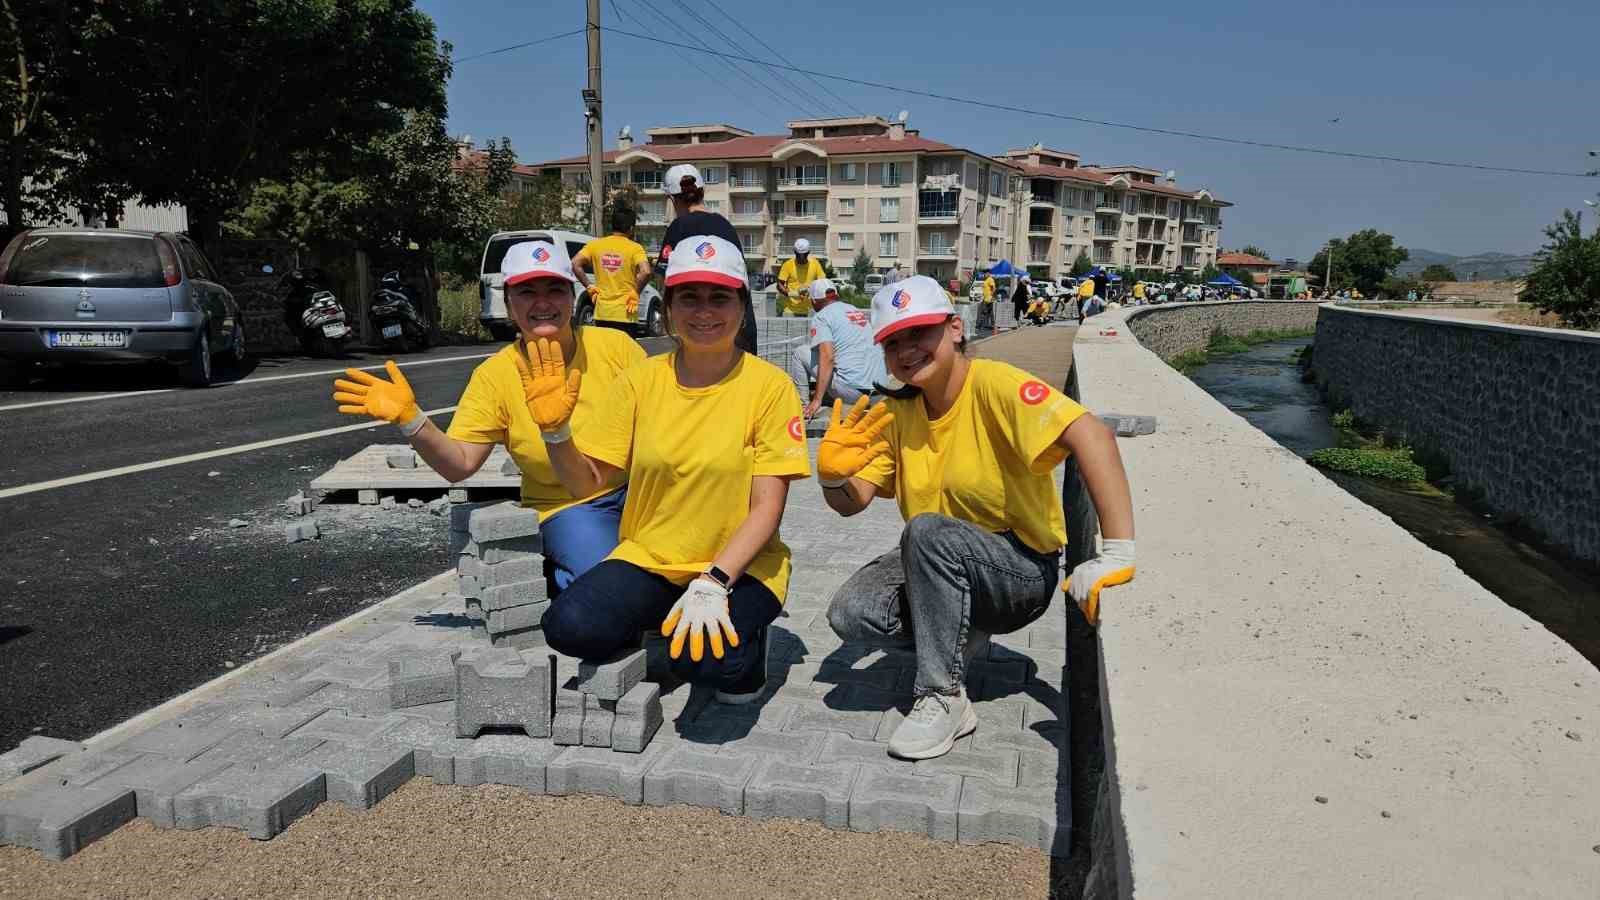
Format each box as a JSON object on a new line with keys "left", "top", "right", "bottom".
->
{"left": 50, "top": 330, "right": 126, "bottom": 348}
{"left": 322, "top": 323, "right": 346, "bottom": 338}
{"left": 381, "top": 324, "right": 403, "bottom": 339}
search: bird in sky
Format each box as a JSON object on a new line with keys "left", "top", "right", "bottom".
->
{"left": 1328, "top": 117, "right": 1341, "bottom": 123}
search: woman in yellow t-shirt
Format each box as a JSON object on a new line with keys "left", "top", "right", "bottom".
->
{"left": 815, "top": 275, "right": 1136, "bottom": 760}
{"left": 331, "top": 240, "right": 644, "bottom": 594}
{"left": 532, "top": 233, "right": 811, "bottom": 703}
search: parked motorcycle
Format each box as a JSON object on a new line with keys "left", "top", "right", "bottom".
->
{"left": 369, "top": 270, "right": 431, "bottom": 353}
{"left": 280, "top": 268, "right": 352, "bottom": 357}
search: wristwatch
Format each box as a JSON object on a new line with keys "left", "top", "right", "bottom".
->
{"left": 703, "top": 565, "right": 732, "bottom": 590}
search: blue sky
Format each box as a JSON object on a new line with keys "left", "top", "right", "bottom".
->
{"left": 421, "top": 0, "right": 1599, "bottom": 261}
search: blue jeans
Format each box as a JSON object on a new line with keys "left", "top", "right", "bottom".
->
{"left": 538, "top": 487, "right": 627, "bottom": 596}
{"left": 542, "top": 559, "right": 781, "bottom": 690}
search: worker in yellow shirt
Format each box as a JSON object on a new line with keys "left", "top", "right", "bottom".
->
{"left": 1132, "top": 280, "right": 1146, "bottom": 304}
{"left": 816, "top": 275, "right": 1136, "bottom": 760}
{"left": 571, "top": 206, "right": 652, "bottom": 332}
{"left": 1075, "top": 276, "right": 1095, "bottom": 319}
{"left": 332, "top": 240, "right": 644, "bottom": 595}
{"left": 532, "top": 233, "right": 811, "bottom": 704}
{"left": 977, "top": 272, "right": 996, "bottom": 330}
{"left": 776, "top": 238, "right": 826, "bottom": 316}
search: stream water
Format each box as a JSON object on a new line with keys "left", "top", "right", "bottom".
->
{"left": 1187, "top": 337, "right": 1600, "bottom": 668}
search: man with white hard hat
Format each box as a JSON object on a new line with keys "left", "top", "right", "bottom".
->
{"left": 776, "top": 237, "right": 826, "bottom": 317}
{"left": 793, "top": 278, "right": 888, "bottom": 419}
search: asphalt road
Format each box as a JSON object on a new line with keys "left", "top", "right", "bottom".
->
{"left": 0, "top": 344, "right": 506, "bottom": 750}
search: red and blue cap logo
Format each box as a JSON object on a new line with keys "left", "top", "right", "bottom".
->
{"left": 890, "top": 289, "right": 912, "bottom": 310}
{"left": 531, "top": 246, "right": 550, "bottom": 263}
{"left": 694, "top": 241, "right": 716, "bottom": 260}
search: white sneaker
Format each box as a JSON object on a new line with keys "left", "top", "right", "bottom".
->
{"left": 887, "top": 688, "right": 977, "bottom": 760}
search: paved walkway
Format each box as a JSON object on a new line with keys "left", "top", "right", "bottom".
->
{"left": 0, "top": 327, "right": 1081, "bottom": 877}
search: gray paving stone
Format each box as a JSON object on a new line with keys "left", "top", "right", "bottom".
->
{"left": 813, "top": 660, "right": 909, "bottom": 693}
{"left": 848, "top": 768, "right": 962, "bottom": 841}
{"left": 298, "top": 743, "right": 415, "bottom": 810}
{"left": 874, "top": 696, "right": 1023, "bottom": 742}
{"left": 173, "top": 763, "right": 326, "bottom": 839}
{"left": 385, "top": 450, "right": 417, "bottom": 469}
{"left": 958, "top": 777, "right": 1068, "bottom": 854}
{"left": 121, "top": 721, "right": 240, "bottom": 762}
{"left": 816, "top": 733, "right": 917, "bottom": 773}
{"left": 545, "top": 742, "right": 670, "bottom": 805}
{"left": 386, "top": 650, "right": 463, "bottom": 708}
{"left": 968, "top": 658, "right": 1029, "bottom": 688}
{"left": 467, "top": 502, "right": 539, "bottom": 542}
{"left": 449, "top": 735, "right": 564, "bottom": 793}
{"left": 744, "top": 759, "right": 859, "bottom": 830}
{"left": 612, "top": 682, "right": 663, "bottom": 753}
{"left": 487, "top": 625, "right": 546, "bottom": 649}
{"left": 362, "top": 718, "right": 476, "bottom": 784}
{"left": 576, "top": 649, "right": 646, "bottom": 701}
{"left": 285, "top": 491, "right": 315, "bottom": 516}
{"left": 581, "top": 695, "right": 616, "bottom": 747}
{"left": 447, "top": 488, "right": 469, "bottom": 503}
{"left": 693, "top": 696, "right": 798, "bottom": 734}
{"left": 485, "top": 598, "right": 550, "bottom": 632}
{"left": 1016, "top": 748, "right": 1069, "bottom": 789}
{"left": 715, "top": 728, "right": 824, "bottom": 765}
{"left": 972, "top": 723, "right": 1067, "bottom": 756}
{"left": 222, "top": 704, "right": 331, "bottom": 740}
{"left": 552, "top": 686, "right": 585, "bottom": 746}
{"left": 785, "top": 699, "right": 885, "bottom": 741}
{"left": 0, "top": 782, "right": 137, "bottom": 860}
{"left": 289, "top": 710, "right": 403, "bottom": 745}
{"left": 455, "top": 650, "right": 555, "bottom": 738}
{"left": 0, "top": 737, "right": 85, "bottom": 784}
{"left": 479, "top": 556, "right": 542, "bottom": 589}
{"left": 641, "top": 747, "right": 756, "bottom": 815}
{"left": 457, "top": 555, "right": 485, "bottom": 579}
{"left": 1027, "top": 616, "right": 1067, "bottom": 649}
{"left": 358, "top": 489, "right": 380, "bottom": 505}
{"left": 471, "top": 535, "right": 542, "bottom": 563}
{"left": 192, "top": 733, "right": 325, "bottom": 769}
{"left": 449, "top": 500, "right": 497, "bottom": 533}
{"left": 300, "top": 661, "right": 385, "bottom": 689}
{"left": 35, "top": 748, "right": 147, "bottom": 787}
{"left": 393, "top": 700, "right": 457, "bottom": 724}
{"left": 283, "top": 520, "right": 320, "bottom": 543}
{"left": 915, "top": 746, "right": 1019, "bottom": 787}
{"left": 288, "top": 684, "right": 389, "bottom": 716}
{"left": 85, "top": 754, "right": 235, "bottom": 828}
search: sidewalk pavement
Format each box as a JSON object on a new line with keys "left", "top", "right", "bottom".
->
{"left": 0, "top": 327, "right": 1078, "bottom": 873}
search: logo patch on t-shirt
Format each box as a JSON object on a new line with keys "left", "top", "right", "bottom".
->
{"left": 809, "top": 327, "right": 817, "bottom": 338}
{"left": 845, "top": 310, "right": 868, "bottom": 327}
{"left": 1019, "top": 380, "right": 1050, "bottom": 405}
{"left": 786, "top": 416, "right": 805, "bottom": 441}
{"left": 600, "top": 252, "right": 623, "bottom": 272}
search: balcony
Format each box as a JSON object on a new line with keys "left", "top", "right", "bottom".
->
{"left": 1096, "top": 197, "right": 1122, "bottom": 212}
{"left": 1182, "top": 230, "right": 1202, "bottom": 245}
{"left": 630, "top": 178, "right": 664, "bottom": 193}
{"left": 920, "top": 244, "right": 957, "bottom": 258}
{"left": 1095, "top": 228, "right": 1120, "bottom": 239}
{"left": 918, "top": 191, "right": 960, "bottom": 223}
{"left": 740, "top": 245, "right": 767, "bottom": 258}
{"left": 729, "top": 177, "right": 767, "bottom": 192}
{"left": 777, "top": 211, "right": 826, "bottom": 224}
{"left": 636, "top": 210, "right": 670, "bottom": 226}
{"left": 730, "top": 212, "right": 766, "bottom": 225}
{"left": 775, "top": 175, "right": 828, "bottom": 193}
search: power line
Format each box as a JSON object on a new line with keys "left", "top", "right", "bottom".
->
{"left": 451, "top": 28, "right": 584, "bottom": 64}
{"left": 617, "top": 0, "right": 772, "bottom": 122}
{"left": 697, "top": 0, "right": 860, "bottom": 115}
{"left": 618, "top": 0, "right": 800, "bottom": 119}
{"left": 599, "top": 26, "right": 1597, "bottom": 180}
{"left": 664, "top": 0, "right": 835, "bottom": 118}
{"left": 658, "top": 0, "right": 827, "bottom": 119}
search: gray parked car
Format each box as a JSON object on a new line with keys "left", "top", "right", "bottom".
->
{"left": 0, "top": 228, "right": 245, "bottom": 387}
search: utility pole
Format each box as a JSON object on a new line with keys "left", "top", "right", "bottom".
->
{"left": 1326, "top": 240, "right": 1334, "bottom": 295}
{"left": 582, "top": 0, "right": 604, "bottom": 237}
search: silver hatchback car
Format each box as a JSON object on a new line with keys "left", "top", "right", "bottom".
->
{"left": 0, "top": 228, "right": 245, "bottom": 387}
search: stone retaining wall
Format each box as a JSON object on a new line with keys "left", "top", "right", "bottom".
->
{"left": 1121, "top": 300, "right": 1321, "bottom": 360}
{"left": 1312, "top": 305, "right": 1600, "bottom": 564}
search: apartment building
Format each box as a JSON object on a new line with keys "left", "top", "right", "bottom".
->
{"left": 999, "top": 145, "right": 1228, "bottom": 276}
{"left": 529, "top": 116, "right": 1022, "bottom": 284}
{"left": 526, "top": 119, "right": 1229, "bottom": 283}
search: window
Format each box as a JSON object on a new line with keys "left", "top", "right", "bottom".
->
{"left": 883, "top": 162, "right": 903, "bottom": 187}
{"left": 740, "top": 232, "right": 760, "bottom": 253}
{"left": 917, "top": 190, "right": 958, "bottom": 219}
{"left": 733, "top": 167, "right": 762, "bottom": 187}
{"left": 1062, "top": 215, "right": 1073, "bottom": 232}
{"left": 701, "top": 166, "right": 724, "bottom": 184}
{"left": 631, "top": 169, "right": 663, "bottom": 188}
{"left": 605, "top": 170, "right": 624, "bottom": 186}
{"left": 1168, "top": 200, "right": 1180, "bottom": 219}
{"left": 927, "top": 232, "right": 949, "bottom": 254}
{"left": 705, "top": 200, "right": 722, "bottom": 212}
{"left": 842, "top": 162, "right": 858, "bottom": 181}
{"left": 989, "top": 205, "right": 1002, "bottom": 229}
{"left": 989, "top": 171, "right": 1003, "bottom": 195}
{"left": 793, "top": 198, "right": 823, "bottom": 218}
{"left": 734, "top": 198, "right": 762, "bottom": 216}
{"left": 989, "top": 237, "right": 1001, "bottom": 259}
{"left": 793, "top": 163, "right": 826, "bottom": 185}
{"left": 879, "top": 232, "right": 899, "bottom": 257}
{"left": 838, "top": 198, "right": 856, "bottom": 216}
{"left": 879, "top": 197, "right": 900, "bottom": 223}
{"left": 837, "top": 232, "right": 855, "bottom": 250}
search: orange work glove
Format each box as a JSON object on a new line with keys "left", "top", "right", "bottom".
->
{"left": 815, "top": 396, "right": 893, "bottom": 488}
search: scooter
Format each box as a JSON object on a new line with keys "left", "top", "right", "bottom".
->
{"left": 281, "top": 268, "right": 352, "bottom": 357}
{"left": 369, "top": 271, "right": 431, "bottom": 353}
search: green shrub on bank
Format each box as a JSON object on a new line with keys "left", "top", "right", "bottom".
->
{"left": 1308, "top": 446, "right": 1426, "bottom": 482}
{"left": 1331, "top": 409, "right": 1355, "bottom": 429}
{"left": 1170, "top": 349, "right": 1210, "bottom": 374}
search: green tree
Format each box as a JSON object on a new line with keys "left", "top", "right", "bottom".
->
{"left": 1199, "top": 263, "right": 1222, "bottom": 284}
{"left": 1419, "top": 264, "right": 1457, "bottom": 282}
{"left": 849, "top": 248, "right": 873, "bottom": 291}
{"left": 1239, "top": 244, "right": 1270, "bottom": 259}
{"left": 1222, "top": 265, "right": 1258, "bottom": 288}
{"left": 1071, "top": 250, "right": 1093, "bottom": 277}
{"left": 1307, "top": 230, "right": 1409, "bottom": 295}
{"left": 1519, "top": 209, "right": 1600, "bottom": 329}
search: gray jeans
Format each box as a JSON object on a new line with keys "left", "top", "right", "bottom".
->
{"left": 792, "top": 345, "right": 869, "bottom": 404}
{"left": 826, "top": 513, "right": 1060, "bottom": 696}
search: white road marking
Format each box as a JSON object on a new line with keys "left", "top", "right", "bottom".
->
{"left": 0, "top": 351, "right": 496, "bottom": 413}
{"left": 0, "top": 405, "right": 457, "bottom": 500}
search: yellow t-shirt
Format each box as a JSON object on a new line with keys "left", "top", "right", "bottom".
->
{"left": 778, "top": 258, "right": 826, "bottom": 315}
{"left": 446, "top": 328, "right": 646, "bottom": 519}
{"left": 577, "top": 352, "right": 812, "bottom": 602}
{"left": 982, "top": 276, "right": 995, "bottom": 303}
{"left": 858, "top": 359, "right": 1087, "bottom": 555}
{"left": 1132, "top": 282, "right": 1145, "bottom": 300}
{"left": 573, "top": 233, "right": 648, "bottom": 323}
{"left": 1077, "top": 279, "right": 1095, "bottom": 299}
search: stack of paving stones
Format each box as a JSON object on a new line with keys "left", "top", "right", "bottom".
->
{"left": 0, "top": 481, "right": 1070, "bottom": 861}
{"left": 456, "top": 502, "right": 547, "bottom": 649}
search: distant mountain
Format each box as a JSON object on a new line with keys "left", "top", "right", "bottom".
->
{"left": 1397, "top": 248, "right": 1538, "bottom": 281}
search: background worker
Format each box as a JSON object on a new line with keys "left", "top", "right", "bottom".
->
{"left": 1076, "top": 275, "right": 1095, "bottom": 319}
{"left": 979, "top": 271, "right": 996, "bottom": 330}
{"left": 776, "top": 238, "right": 826, "bottom": 317}
{"left": 572, "top": 205, "right": 651, "bottom": 333}
{"left": 660, "top": 163, "right": 756, "bottom": 353}
{"left": 1011, "top": 273, "right": 1031, "bottom": 326}
{"left": 795, "top": 278, "right": 887, "bottom": 419}
{"left": 332, "top": 241, "right": 644, "bottom": 595}
{"left": 815, "top": 275, "right": 1136, "bottom": 760}
{"left": 534, "top": 234, "right": 811, "bottom": 704}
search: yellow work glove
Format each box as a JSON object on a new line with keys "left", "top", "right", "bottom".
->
{"left": 512, "top": 337, "right": 581, "bottom": 441}
{"left": 661, "top": 577, "right": 739, "bottom": 661}
{"left": 1065, "top": 538, "right": 1136, "bottom": 627}
{"left": 625, "top": 296, "right": 640, "bottom": 318}
{"left": 816, "top": 396, "right": 893, "bottom": 488}
{"left": 333, "top": 361, "right": 425, "bottom": 434}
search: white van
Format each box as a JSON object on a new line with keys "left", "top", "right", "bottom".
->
{"left": 863, "top": 273, "right": 885, "bottom": 294}
{"left": 478, "top": 229, "right": 665, "bottom": 340}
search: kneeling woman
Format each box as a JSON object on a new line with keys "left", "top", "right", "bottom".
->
{"left": 531, "top": 234, "right": 810, "bottom": 702}
{"left": 818, "top": 275, "right": 1136, "bottom": 759}
{"left": 332, "top": 240, "right": 643, "bottom": 593}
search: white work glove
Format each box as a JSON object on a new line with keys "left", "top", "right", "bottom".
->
{"left": 1065, "top": 538, "right": 1136, "bottom": 627}
{"left": 660, "top": 577, "right": 739, "bottom": 662}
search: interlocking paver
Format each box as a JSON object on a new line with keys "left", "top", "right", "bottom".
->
{"left": 120, "top": 721, "right": 240, "bottom": 762}
{"left": 454, "top": 649, "right": 555, "bottom": 739}
{"left": 0, "top": 782, "right": 136, "bottom": 860}
{"left": 449, "top": 735, "right": 564, "bottom": 793}
{"left": 972, "top": 723, "right": 1067, "bottom": 756}
{"left": 545, "top": 742, "right": 671, "bottom": 805}
{"left": 848, "top": 768, "right": 962, "bottom": 840}
{"left": 957, "top": 777, "right": 1067, "bottom": 853}
{"left": 386, "top": 650, "right": 462, "bottom": 708}
{"left": 289, "top": 710, "right": 403, "bottom": 745}
{"left": 715, "top": 728, "right": 824, "bottom": 765}
{"left": 914, "top": 746, "right": 1019, "bottom": 787}
{"left": 173, "top": 763, "right": 326, "bottom": 839}
{"left": 0, "top": 737, "right": 84, "bottom": 784}
{"left": 576, "top": 649, "right": 646, "bottom": 701}
{"left": 612, "top": 682, "right": 663, "bottom": 753}
{"left": 85, "top": 754, "right": 235, "bottom": 828}
{"left": 815, "top": 734, "right": 917, "bottom": 773}
{"left": 641, "top": 747, "right": 757, "bottom": 815}
{"left": 744, "top": 759, "right": 859, "bottom": 830}
{"left": 298, "top": 744, "right": 415, "bottom": 809}
{"left": 581, "top": 695, "right": 615, "bottom": 747}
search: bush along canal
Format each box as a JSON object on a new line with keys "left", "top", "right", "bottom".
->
{"left": 1185, "top": 334, "right": 1600, "bottom": 668}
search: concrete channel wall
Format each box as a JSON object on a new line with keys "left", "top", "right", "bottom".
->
{"left": 1118, "top": 299, "right": 1322, "bottom": 360}
{"left": 1311, "top": 305, "right": 1600, "bottom": 565}
{"left": 1063, "top": 304, "right": 1600, "bottom": 899}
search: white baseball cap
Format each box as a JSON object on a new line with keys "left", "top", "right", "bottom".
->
{"left": 808, "top": 278, "right": 838, "bottom": 301}
{"left": 663, "top": 164, "right": 703, "bottom": 196}
{"left": 793, "top": 238, "right": 811, "bottom": 255}
{"left": 501, "top": 240, "right": 579, "bottom": 287}
{"left": 663, "top": 234, "right": 747, "bottom": 291}
{"left": 870, "top": 274, "right": 955, "bottom": 344}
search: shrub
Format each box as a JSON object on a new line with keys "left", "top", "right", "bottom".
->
{"left": 1308, "top": 446, "right": 1426, "bottom": 482}
{"left": 1331, "top": 409, "right": 1355, "bottom": 429}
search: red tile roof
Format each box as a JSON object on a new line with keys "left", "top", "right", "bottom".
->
{"left": 530, "top": 132, "right": 981, "bottom": 168}
{"left": 1217, "top": 251, "right": 1274, "bottom": 267}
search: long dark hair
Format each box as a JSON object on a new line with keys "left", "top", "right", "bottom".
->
{"left": 674, "top": 175, "right": 705, "bottom": 206}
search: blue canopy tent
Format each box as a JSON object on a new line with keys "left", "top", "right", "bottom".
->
{"left": 1207, "top": 272, "right": 1243, "bottom": 287}
{"left": 987, "top": 259, "right": 1018, "bottom": 277}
